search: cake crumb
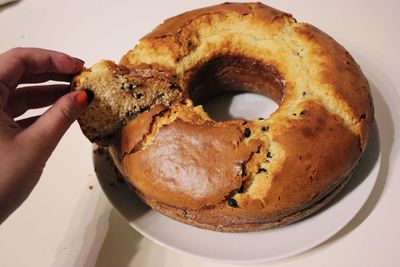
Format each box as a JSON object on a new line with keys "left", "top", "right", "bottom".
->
{"left": 89, "top": 185, "right": 94, "bottom": 190}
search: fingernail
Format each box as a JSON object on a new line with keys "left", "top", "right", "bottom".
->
{"left": 66, "top": 56, "right": 85, "bottom": 72}
{"left": 74, "top": 89, "right": 94, "bottom": 109}
{"left": 75, "top": 91, "right": 87, "bottom": 108}
{"left": 73, "top": 57, "right": 85, "bottom": 65}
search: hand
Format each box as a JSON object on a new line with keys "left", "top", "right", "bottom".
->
{"left": 0, "top": 47, "right": 91, "bottom": 223}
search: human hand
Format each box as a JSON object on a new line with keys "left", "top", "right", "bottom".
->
{"left": 0, "top": 47, "right": 92, "bottom": 223}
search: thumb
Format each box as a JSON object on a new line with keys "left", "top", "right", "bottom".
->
{"left": 19, "top": 89, "right": 93, "bottom": 161}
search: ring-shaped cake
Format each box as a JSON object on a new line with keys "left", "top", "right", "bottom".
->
{"left": 73, "top": 2, "right": 373, "bottom": 232}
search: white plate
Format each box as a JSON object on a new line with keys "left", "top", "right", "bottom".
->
{"left": 94, "top": 92, "right": 381, "bottom": 263}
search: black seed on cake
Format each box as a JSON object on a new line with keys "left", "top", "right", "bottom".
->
{"left": 169, "top": 82, "right": 178, "bottom": 89}
{"left": 125, "top": 110, "right": 135, "bottom": 119}
{"left": 258, "top": 168, "right": 268, "bottom": 173}
{"left": 237, "top": 184, "right": 245, "bottom": 193}
{"left": 244, "top": 128, "right": 251, "bottom": 138}
{"left": 139, "top": 105, "right": 150, "bottom": 112}
{"left": 228, "top": 198, "right": 239, "bottom": 208}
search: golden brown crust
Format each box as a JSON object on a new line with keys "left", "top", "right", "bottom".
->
{"left": 120, "top": 104, "right": 167, "bottom": 156}
{"left": 262, "top": 101, "right": 360, "bottom": 214}
{"left": 141, "top": 3, "right": 288, "bottom": 40}
{"left": 124, "top": 118, "right": 262, "bottom": 209}
{"left": 291, "top": 23, "right": 373, "bottom": 150}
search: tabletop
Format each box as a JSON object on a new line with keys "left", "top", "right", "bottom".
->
{"left": 1, "top": 0, "right": 399, "bottom": 266}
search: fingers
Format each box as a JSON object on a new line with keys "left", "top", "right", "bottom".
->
{"left": 7, "top": 84, "right": 71, "bottom": 117}
{"left": 16, "top": 90, "right": 92, "bottom": 162}
{"left": 0, "top": 47, "right": 84, "bottom": 89}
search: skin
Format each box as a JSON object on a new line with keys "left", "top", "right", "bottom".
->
{"left": 0, "top": 47, "right": 88, "bottom": 223}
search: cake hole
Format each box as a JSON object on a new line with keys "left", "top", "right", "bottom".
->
{"left": 187, "top": 54, "right": 284, "bottom": 121}
{"left": 202, "top": 91, "right": 279, "bottom": 121}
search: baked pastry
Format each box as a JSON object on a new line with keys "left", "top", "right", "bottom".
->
{"left": 73, "top": 2, "right": 373, "bottom": 232}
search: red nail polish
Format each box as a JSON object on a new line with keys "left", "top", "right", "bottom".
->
{"left": 75, "top": 91, "right": 88, "bottom": 108}
{"left": 74, "top": 90, "right": 94, "bottom": 108}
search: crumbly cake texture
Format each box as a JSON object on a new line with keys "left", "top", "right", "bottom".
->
{"left": 73, "top": 2, "right": 373, "bottom": 232}
{"left": 73, "top": 60, "right": 183, "bottom": 145}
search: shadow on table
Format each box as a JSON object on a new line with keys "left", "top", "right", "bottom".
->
{"left": 88, "top": 208, "right": 169, "bottom": 267}
{"left": 92, "top": 147, "right": 150, "bottom": 222}
{"left": 64, "top": 146, "right": 167, "bottom": 266}
{"left": 53, "top": 192, "right": 165, "bottom": 267}
{"left": 93, "top": 210, "right": 152, "bottom": 267}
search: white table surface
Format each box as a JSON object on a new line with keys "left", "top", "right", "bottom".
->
{"left": 1, "top": 0, "right": 399, "bottom": 266}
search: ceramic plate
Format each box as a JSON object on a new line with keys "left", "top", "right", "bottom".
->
{"left": 94, "top": 93, "right": 380, "bottom": 263}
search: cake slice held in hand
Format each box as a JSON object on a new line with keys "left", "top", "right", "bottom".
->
{"left": 72, "top": 60, "right": 184, "bottom": 145}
